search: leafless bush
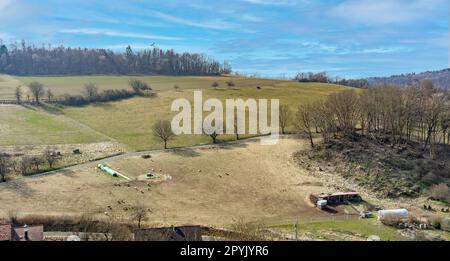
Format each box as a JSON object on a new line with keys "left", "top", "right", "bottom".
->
{"left": 429, "top": 183, "right": 450, "bottom": 202}
{"left": 229, "top": 219, "right": 270, "bottom": 241}
{"left": 6, "top": 209, "right": 19, "bottom": 224}
{"left": 380, "top": 216, "right": 405, "bottom": 227}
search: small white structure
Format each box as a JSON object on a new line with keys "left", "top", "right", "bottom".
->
{"left": 377, "top": 209, "right": 408, "bottom": 220}
{"left": 317, "top": 200, "right": 327, "bottom": 209}
{"left": 367, "top": 235, "right": 381, "bottom": 241}
{"left": 67, "top": 235, "right": 81, "bottom": 241}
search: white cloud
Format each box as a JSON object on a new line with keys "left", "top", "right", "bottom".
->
{"left": 0, "top": 0, "right": 12, "bottom": 10}
{"left": 0, "top": 32, "right": 14, "bottom": 41}
{"left": 300, "top": 42, "right": 338, "bottom": 53}
{"left": 330, "top": 0, "right": 446, "bottom": 25}
{"left": 59, "top": 28, "right": 183, "bottom": 41}
{"left": 146, "top": 10, "right": 236, "bottom": 30}
{"left": 241, "top": 15, "right": 264, "bottom": 22}
{"left": 242, "top": 0, "right": 298, "bottom": 6}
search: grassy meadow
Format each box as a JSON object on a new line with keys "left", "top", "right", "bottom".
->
{"left": 0, "top": 105, "right": 106, "bottom": 145}
{"left": 1, "top": 75, "right": 350, "bottom": 149}
{"left": 278, "top": 218, "right": 405, "bottom": 241}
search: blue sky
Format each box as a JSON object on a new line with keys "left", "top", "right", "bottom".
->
{"left": 0, "top": 0, "right": 448, "bottom": 78}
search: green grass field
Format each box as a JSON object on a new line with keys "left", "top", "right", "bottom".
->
{"left": 279, "top": 218, "right": 405, "bottom": 241}
{"left": 0, "top": 105, "right": 106, "bottom": 145}
{"left": 1, "top": 75, "right": 350, "bottom": 149}
{"left": 63, "top": 80, "right": 348, "bottom": 150}
{"left": 12, "top": 75, "right": 295, "bottom": 97}
{"left": 0, "top": 75, "right": 23, "bottom": 99}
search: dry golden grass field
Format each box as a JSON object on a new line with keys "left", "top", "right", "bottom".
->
{"left": 0, "top": 137, "right": 335, "bottom": 226}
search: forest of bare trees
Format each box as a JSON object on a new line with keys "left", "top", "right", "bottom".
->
{"left": 0, "top": 41, "right": 232, "bottom": 76}
{"left": 296, "top": 80, "right": 450, "bottom": 156}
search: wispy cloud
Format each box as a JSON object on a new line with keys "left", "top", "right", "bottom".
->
{"left": 59, "top": 28, "right": 183, "bottom": 41}
{"left": 241, "top": 14, "right": 264, "bottom": 22}
{"left": 242, "top": 0, "right": 297, "bottom": 6}
{"left": 146, "top": 10, "right": 236, "bottom": 30}
{"left": 0, "top": 0, "right": 12, "bottom": 10}
{"left": 0, "top": 32, "right": 14, "bottom": 41}
{"left": 0, "top": 0, "right": 446, "bottom": 78}
{"left": 330, "top": 0, "right": 446, "bottom": 25}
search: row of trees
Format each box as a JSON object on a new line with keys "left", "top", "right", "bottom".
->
{"left": 294, "top": 72, "right": 370, "bottom": 88}
{"left": 58, "top": 80, "right": 152, "bottom": 106}
{"left": 0, "top": 40, "right": 232, "bottom": 76}
{"left": 0, "top": 148, "right": 61, "bottom": 182}
{"left": 151, "top": 117, "right": 240, "bottom": 149}
{"left": 295, "top": 81, "right": 450, "bottom": 156}
{"left": 16, "top": 79, "right": 152, "bottom": 106}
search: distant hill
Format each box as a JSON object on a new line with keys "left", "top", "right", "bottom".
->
{"left": 365, "top": 68, "right": 450, "bottom": 90}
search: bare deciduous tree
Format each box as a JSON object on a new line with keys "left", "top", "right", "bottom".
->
{"left": 84, "top": 83, "right": 99, "bottom": 99}
{"left": 209, "top": 131, "right": 219, "bottom": 144}
{"left": 152, "top": 120, "right": 175, "bottom": 149}
{"left": 327, "top": 90, "right": 360, "bottom": 138}
{"left": 0, "top": 153, "right": 11, "bottom": 182}
{"left": 131, "top": 202, "right": 149, "bottom": 229}
{"left": 28, "top": 81, "right": 45, "bottom": 104}
{"left": 15, "top": 85, "right": 22, "bottom": 104}
{"left": 279, "top": 105, "right": 292, "bottom": 134}
{"left": 296, "top": 104, "right": 315, "bottom": 148}
{"left": 46, "top": 89, "right": 54, "bottom": 102}
{"left": 20, "top": 156, "right": 32, "bottom": 175}
{"left": 30, "top": 156, "right": 44, "bottom": 172}
{"left": 99, "top": 215, "right": 132, "bottom": 241}
{"left": 44, "top": 148, "right": 60, "bottom": 169}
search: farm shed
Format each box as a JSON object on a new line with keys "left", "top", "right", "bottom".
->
{"left": 311, "top": 192, "right": 362, "bottom": 205}
{"left": 0, "top": 224, "right": 44, "bottom": 241}
{"left": 135, "top": 226, "right": 203, "bottom": 241}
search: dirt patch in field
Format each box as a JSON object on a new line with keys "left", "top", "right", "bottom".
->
{"left": 0, "top": 137, "right": 346, "bottom": 227}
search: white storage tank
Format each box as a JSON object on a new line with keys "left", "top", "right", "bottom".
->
{"left": 377, "top": 209, "right": 408, "bottom": 220}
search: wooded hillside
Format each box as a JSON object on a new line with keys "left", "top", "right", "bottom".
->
{"left": 0, "top": 41, "right": 231, "bottom": 76}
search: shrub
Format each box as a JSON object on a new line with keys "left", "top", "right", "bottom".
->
{"left": 211, "top": 82, "right": 219, "bottom": 88}
{"left": 431, "top": 216, "right": 442, "bottom": 230}
{"left": 129, "top": 79, "right": 151, "bottom": 95}
{"left": 226, "top": 81, "right": 235, "bottom": 87}
{"left": 380, "top": 216, "right": 404, "bottom": 227}
{"left": 229, "top": 220, "right": 270, "bottom": 241}
{"left": 429, "top": 183, "right": 450, "bottom": 202}
{"left": 58, "top": 88, "right": 137, "bottom": 106}
{"left": 421, "top": 172, "right": 440, "bottom": 185}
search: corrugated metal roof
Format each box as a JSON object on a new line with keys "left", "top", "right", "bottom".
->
{"left": 317, "top": 192, "right": 360, "bottom": 197}
{"left": 0, "top": 224, "right": 12, "bottom": 241}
